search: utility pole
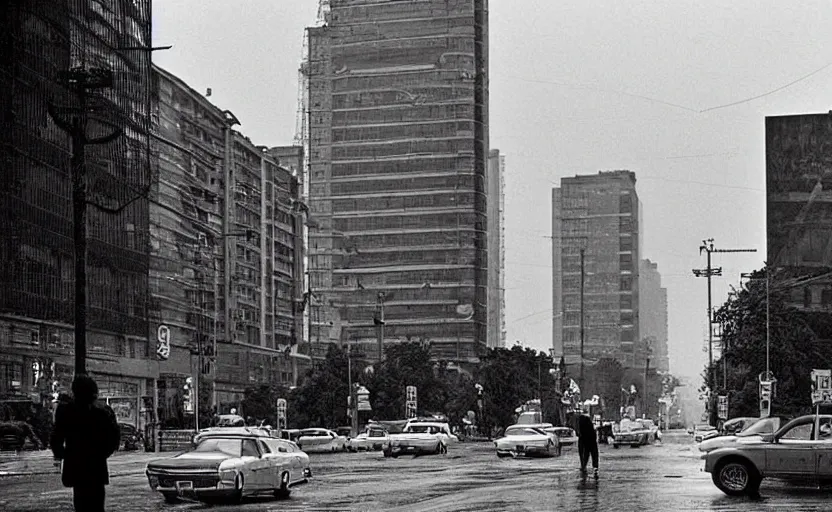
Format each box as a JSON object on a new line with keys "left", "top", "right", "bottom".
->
{"left": 48, "top": 68, "right": 121, "bottom": 376}
{"left": 643, "top": 354, "right": 650, "bottom": 418}
{"left": 375, "top": 292, "right": 386, "bottom": 363}
{"left": 579, "top": 248, "right": 586, "bottom": 391}
{"left": 692, "top": 239, "right": 756, "bottom": 426}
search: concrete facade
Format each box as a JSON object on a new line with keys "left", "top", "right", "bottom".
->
{"left": 487, "top": 150, "right": 506, "bottom": 348}
{"left": 638, "top": 259, "right": 669, "bottom": 372}
{"left": 303, "top": 0, "right": 490, "bottom": 363}
{"left": 552, "top": 171, "right": 642, "bottom": 369}
{"left": 151, "top": 66, "right": 309, "bottom": 422}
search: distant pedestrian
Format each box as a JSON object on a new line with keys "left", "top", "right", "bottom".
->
{"left": 50, "top": 375, "right": 121, "bottom": 512}
{"left": 575, "top": 409, "right": 599, "bottom": 479}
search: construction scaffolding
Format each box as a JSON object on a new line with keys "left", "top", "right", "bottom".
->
{"left": 303, "top": 0, "right": 490, "bottom": 363}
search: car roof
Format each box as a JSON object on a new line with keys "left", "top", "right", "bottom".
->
{"left": 774, "top": 414, "right": 832, "bottom": 435}
{"left": 196, "top": 427, "right": 271, "bottom": 439}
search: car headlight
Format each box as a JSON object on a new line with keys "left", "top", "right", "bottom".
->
{"left": 219, "top": 469, "right": 237, "bottom": 483}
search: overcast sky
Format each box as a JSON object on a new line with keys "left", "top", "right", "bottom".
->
{"left": 153, "top": 1, "right": 832, "bottom": 381}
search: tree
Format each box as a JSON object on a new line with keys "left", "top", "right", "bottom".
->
{"left": 289, "top": 345, "right": 351, "bottom": 428}
{"left": 711, "top": 267, "right": 832, "bottom": 419}
{"left": 241, "top": 384, "right": 290, "bottom": 426}
{"left": 476, "top": 346, "right": 557, "bottom": 430}
{"left": 368, "top": 342, "right": 445, "bottom": 420}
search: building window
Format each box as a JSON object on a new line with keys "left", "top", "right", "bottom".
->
{"left": 619, "top": 253, "right": 633, "bottom": 271}
{"left": 621, "top": 329, "right": 634, "bottom": 342}
{"left": 620, "top": 276, "right": 632, "bottom": 291}
{"left": 620, "top": 295, "right": 633, "bottom": 309}
{"left": 804, "top": 287, "right": 813, "bottom": 308}
{"left": 620, "top": 236, "right": 633, "bottom": 252}
{"left": 619, "top": 216, "right": 633, "bottom": 233}
{"left": 619, "top": 194, "right": 632, "bottom": 213}
{"left": 822, "top": 289, "right": 832, "bottom": 307}
{"left": 620, "top": 312, "right": 634, "bottom": 325}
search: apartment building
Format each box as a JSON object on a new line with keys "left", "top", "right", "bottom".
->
{"left": 552, "top": 171, "right": 642, "bottom": 369}
{"left": 0, "top": 0, "right": 155, "bottom": 429}
{"left": 487, "top": 149, "right": 505, "bottom": 348}
{"left": 639, "top": 259, "right": 669, "bottom": 372}
{"left": 302, "top": 0, "right": 490, "bottom": 363}
{"left": 151, "top": 66, "right": 308, "bottom": 421}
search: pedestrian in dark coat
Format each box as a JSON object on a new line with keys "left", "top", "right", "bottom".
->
{"left": 50, "top": 375, "right": 121, "bottom": 512}
{"left": 575, "top": 410, "right": 599, "bottom": 478}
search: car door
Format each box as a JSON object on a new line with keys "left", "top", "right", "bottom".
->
{"left": 263, "top": 439, "right": 294, "bottom": 484}
{"left": 812, "top": 418, "right": 832, "bottom": 480}
{"left": 767, "top": 423, "right": 816, "bottom": 478}
{"left": 257, "top": 439, "right": 280, "bottom": 488}
{"left": 241, "top": 438, "right": 267, "bottom": 489}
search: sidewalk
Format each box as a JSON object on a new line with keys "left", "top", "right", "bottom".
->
{"left": 0, "top": 450, "right": 164, "bottom": 478}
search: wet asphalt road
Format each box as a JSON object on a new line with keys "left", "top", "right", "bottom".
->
{"left": 2, "top": 436, "right": 832, "bottom": 511}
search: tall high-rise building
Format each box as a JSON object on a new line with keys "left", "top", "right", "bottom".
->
{"left": 302, "top": 0, "right": 489, "bottom": 363}
{"left": 487, "top": 150, "right": 505, "bottom": 348}
{"left": 552, "top": 171, "right": 642, "bottom": 369}
{"left": 639, "top": 259, "right": 669, "bottom": 372}
{"left": 151, "top": 66, "right": 308, "bottom": 421}
{"left": 0, "top": 1, "right": 154, "bottom": 423}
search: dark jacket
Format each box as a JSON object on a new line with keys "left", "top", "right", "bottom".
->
{"left": 576, "top": 414, "right": 597, "bottom": 444}
{"left": 51, "top": 401, "right": 120, "bottom": 487}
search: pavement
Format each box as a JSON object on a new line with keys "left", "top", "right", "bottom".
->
{"left": 1, "top": 436, "right": 830, "bottom": 511}
{"left": 0, "top": 450, "right": 163, "bottom": 477}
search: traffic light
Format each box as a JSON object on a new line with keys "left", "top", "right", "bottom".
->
{"left": 183, "top": 377, "right": 194, "bottom": 414}
{"left": 760, "top": 399, "right": 770, "bottom": 418}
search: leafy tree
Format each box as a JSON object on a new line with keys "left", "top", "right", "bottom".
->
{"left": 241, "top": 384, "right": 290, "bottom": 426}
{"left": 476, "top": 345, "right": 557, "bottom": 429}
{"left": 368, "top": 342, "right": 445, "bottom": 420}
{"left": 711, "top": 267, "right": 832, "bottom": 420}
{"left": 289, "top": 345, "right": 351, "bottom": 428}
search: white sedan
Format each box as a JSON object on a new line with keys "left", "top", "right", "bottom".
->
{"left": 347, "top": 426, "right": 389, "bottom": 452}
{"left": 146, "top": 431, "right": 311, "bottom": 504}
{"left": 296, "top": 428, "right": 347, "bottom": 453}
{"left": 495, "top": 425, "right": 559, "bottom": 458}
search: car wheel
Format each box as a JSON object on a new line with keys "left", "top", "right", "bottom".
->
{"left": 162, "top": 492, "right": 179, "bottom": 504}
{"left": 713, "top": 460, "right": 760, "bottom": 497}
{"left": 613, "top": 443, "right": 620, "bottom": 449}
{"left": 274, "top": 471, "right": 291, "bottom": 499}
{"left": 231, "top": 473, "right": 244, "bottom": 504}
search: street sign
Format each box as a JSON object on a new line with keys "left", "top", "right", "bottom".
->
{"left": 276, "top": 398, "right": 287, "bottom": 419}
{"left": 811, "top": 369, "right": 832, "bottom": 405}
{"left": 157, "top": 325, "right": 171, "bottom": 361}
{"left": 717, "top": 395, "right": 728, "bottom": 420}
{"left": 760, "top": 381, "right": 772, "bottom": 417}
{"left": 356, "top": 386, "right": 372, "bottom": 412}
{"left": 405, "top": 385, "right": 417, "bottom": 418}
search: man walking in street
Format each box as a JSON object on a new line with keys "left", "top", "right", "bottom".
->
{"left": 575, "top": 409, "right": 599, "bottom": 479}
{"left": 51, "top": 375, "right": 121, "bottom": 512}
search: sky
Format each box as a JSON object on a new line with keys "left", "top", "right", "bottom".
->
{"left": 152, "top": 1, "right": 832, "bottom": 382}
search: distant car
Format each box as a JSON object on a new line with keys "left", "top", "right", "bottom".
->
{"left": 296, "top": 428, "right": 347, "bottom": 453}
{"left": 692, "top": 424, "right": 718, "bottom": 443}
{"left": 145, "top": 429, "right": 312, "bottom": 504}
{"left": 383, "top": 421, "right": 458, "bottom": 457}
{"left": 543, "top": 426, "right": 578, "bottom": 449}
{"left": 347, "top": 426, "right": 389, "bottom": 452}
{"left": 194, "top": 426, "right": 274, "bottom": 445}
{"left": 613, "top": 419, "right": 659, "bottom": 448}
{"left": 335, "top": 427, "right": 352, "bottom": 439}
{"left": 699, "top": 416, "right": 790, "bottom": 456}
{"left": 704, "top": 414, "right": 832, "bottom": 496}
{"left": 118, "top": 422, "right": 142, "bottom": 451}
{"left": 495, "top": 425, "right": 559, "bottom": 458}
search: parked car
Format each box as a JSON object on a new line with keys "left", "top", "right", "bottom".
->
{"left": 698, "top": 416, "right": 790, "bottom": 456}
{"left": 721, "top": 417, "right": 756, "bottom": 436}
{"left": 347, "top": 426, "right": 389, "bottom": 452}
{"left": 279, "top": 429, "right": 302, "bottom": 443}
{"left": 145, "top": 429, "right": 312, "bottom": 504}
{"left": 704, "top": 414, "right": 832, "bottom": 496}
{"left": 118, "top": 422, "right": 142, "bottom": 451}
{"left": 613, "top": 418, "right": 660, "bottom": 448}
{"left": 383, "top": 421, "right": 458, "bottom": 457}
{"left": 543, "top": 426, "right": 578, "bottom": 449}
{"left": 296, "top": 428, "right": 347, "bottom": 453}
{"left": 692, "top": 424, "right": 718, "bottom": 443}
{"left": 495, "top": 425, "right": 559, "bottom": 458}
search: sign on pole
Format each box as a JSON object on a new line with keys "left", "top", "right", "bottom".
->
{"left": 405, "top": 385, "right": 417, "bottom": 418}
{"left": 811, "top": 369, "right": 832, "bottom": 405}
{"left": 276, "top": 398, "right": 287, "bottom": 431}
{"left": 759, "top": 381, "right": 772, "bottom": 418}
{"left": 717, "top": 395, "right": 728, "bottom": 420}
{"left": 356, "top": 386, "right": 372, "bottom": 412}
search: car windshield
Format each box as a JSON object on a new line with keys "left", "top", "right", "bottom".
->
{"left": 193, "top": 438, "right": 241, "bottom": 457}
{"left": 506, "top": 427, "right": 542, "bottom": 436}
{"left": 737, "top": 418, "right": 778, "bottom": 437}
